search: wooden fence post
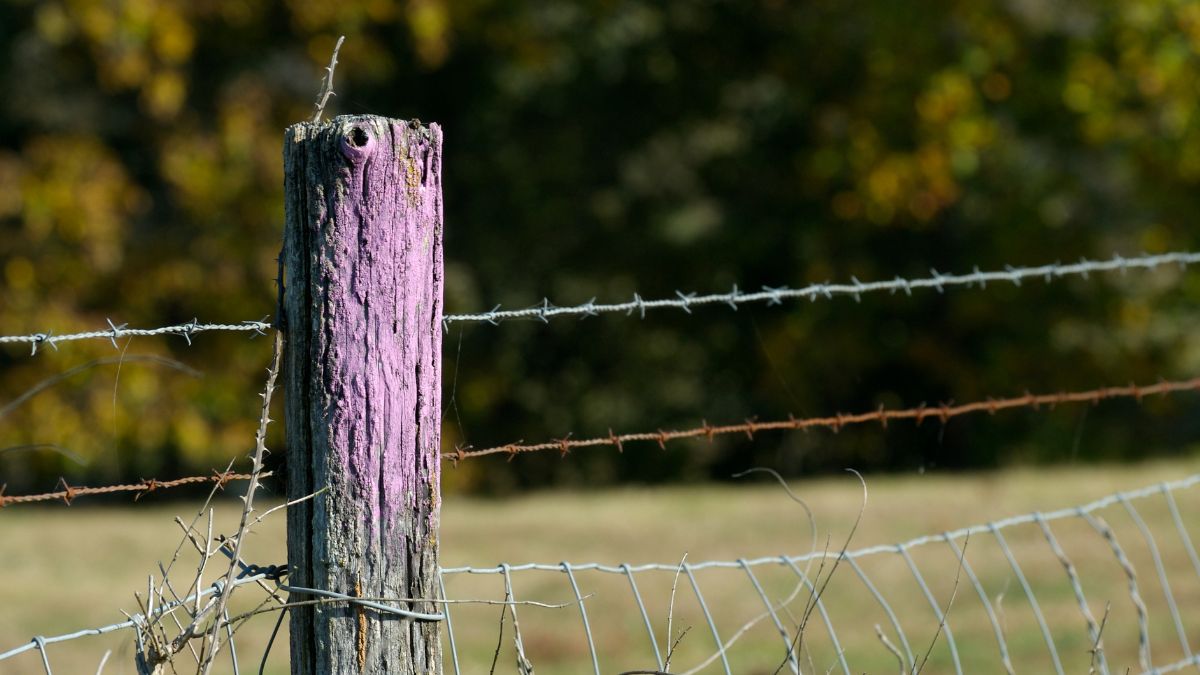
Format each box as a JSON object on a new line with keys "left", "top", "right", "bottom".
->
{"left": 280, "top": 115, "right": 444, "bottom": 674}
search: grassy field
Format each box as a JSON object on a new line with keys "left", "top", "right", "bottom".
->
{"left": 2, "top": 457, "right": 1199, "bottom": 674}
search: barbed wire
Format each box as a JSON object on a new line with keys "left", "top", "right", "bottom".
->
{"left": 0, "top": 318, "right": 272, "bottom": 354}
{"left": 0, "top": 471, "right": 261, "bottom": 508}
{"left": 1, "top": 252, "right": 1196, "bottom": 351}
{"left": 442, "top": 251, "right": 1200, "bottom": 326}
{"left": 446, "top": 376, "right": 1200, "bottom": 461}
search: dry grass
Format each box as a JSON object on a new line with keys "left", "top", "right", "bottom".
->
{"left": 1, "top": 457, "right": 1198, "bottom": 674}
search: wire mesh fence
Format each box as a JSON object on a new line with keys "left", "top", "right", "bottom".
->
{"left": 3, "top": 472, "right": 1198, "bottom": 674}
{"left": 435, "top": 474, "right": 1200, "bottom": 674}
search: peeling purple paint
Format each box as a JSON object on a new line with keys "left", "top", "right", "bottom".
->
{"left": 321, "top": 119, "right": 443, "bottom": 537}
{"left": 283, "top": 115, "right": 443, "bottom": 672}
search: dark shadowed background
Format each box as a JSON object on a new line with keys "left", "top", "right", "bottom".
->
{"left": 1, "top": 0, "right": 1198, "bottom": 496}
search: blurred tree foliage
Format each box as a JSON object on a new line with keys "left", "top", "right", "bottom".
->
{"left": 0, "top": 0, "right": 1198, "bottom": 495}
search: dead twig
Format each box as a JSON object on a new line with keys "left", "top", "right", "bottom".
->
{"left": 912, "top": 534, "right": 969, "bottom": 675}
{"left": 1089, "top": 602, "right": 1111, "bottom": 675}
{"left": 198, "top": 331, "right": 282, "bottom": 673}
{"left": 664, "top": 552, "right": 688, "bottom": 671}
{"left": 775, "top": 468, "right": 868, "bottom": 675}
{"left": 876, "top": 624, "right": 904, "bottom": 675}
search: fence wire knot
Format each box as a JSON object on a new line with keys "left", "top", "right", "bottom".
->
{"left": 675, "top": 290, "right": 696, "bottom": 313}
{"left": 243, "top": 317, "right": 270, "bottom": 336}
{"left": 211, "top": 470, "right": 236, "bottom": 490}
{"left": 762, "top": 285, "right": 787, "bottom": 306}
{"left": 581, "top": 298, "right": 599, "bottom": 318}
{"left": 56, "top": 478, "right": 76, "bottom": 505}
{"left": 135, "top": 479, "right": 160, "bottom": 501}
{"left": 607, "top": 428, "right": 624, "bottom": 453}
{"left": 180, "top": 318, "right": 199, "bottom": 345}
{"left": 930, "top": 268, "right": 946, "bottom": 293}
{"left": 938, "top": 401, "right": 954, "bottom": 424}
{"left": 743, "top": 418, "right": 759, "bottom": 440}
{"left": 30, "top": 331, "right": 53, "bottom": 356}
{"left": 106, "top": 318, "right": 127, "bottom": 348}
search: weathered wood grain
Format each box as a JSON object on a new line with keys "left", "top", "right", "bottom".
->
{"left": 281, "top": 115, "right": 443, "bottom": 674}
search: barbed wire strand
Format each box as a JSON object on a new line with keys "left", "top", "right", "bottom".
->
{"left": 446, "top": 376, "right": 1200, "bottom": 461}
{"left": 0, "top": 471, "right": 260, "bottom": 508}
{"left": 3, "top": 252, "right": 1197, "bottom": 350}
{"left": 442, "top": 251, "right": 1200, "bottom": 326}
{"left": 0, "top": 319, "right": 272, "bottom": 354}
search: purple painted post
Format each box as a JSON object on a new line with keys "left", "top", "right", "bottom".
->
{"left": 281, "top": 115, "right": 443, "bottom": 674}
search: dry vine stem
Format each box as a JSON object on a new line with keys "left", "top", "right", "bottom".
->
{"left": 311, "top": 36, "right": 346, "bottom": 123}
{"left": 199, "top": 330, "right": 282, "bottom": 673}
{"left": 130, "top": 332, "right": 283, "bottom": 674}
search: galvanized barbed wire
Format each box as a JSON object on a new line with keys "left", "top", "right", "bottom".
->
{"left": 446, "top": 375, "right": 1200, "bottom": 461}
{"left": 4, "top": 252, "right": 1197, "bottom": 350}
{"left": 0, "top": 318, "right": 272, "bottom": 354}
{"left": 442, "top": 250, "right": 1200, "bottom": 326}
{"left": 0, "top": 471, "right": 260, "bottom": 507}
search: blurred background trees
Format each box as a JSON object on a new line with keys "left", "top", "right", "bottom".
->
{"left": 1, "top": 0, "right": 1198, "bottom": 495}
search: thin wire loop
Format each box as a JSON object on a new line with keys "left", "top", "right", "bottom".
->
{"left": 438, "top": 573, "right": 462, "bottom": 675}
{"left": 845, "top": 556, "right": 914, "bottom": 669}
{"left": 943, "top": 536, "right": 1015, "bottom": 675}
{"left": 738, "top": 559, "right": 799, "bottom": 674}
{"left": 780, "top": 556, "right": 851, "bottom": 675}
{"left": 1033, "top": 514, "right": 1108, "bottom": 675}
{"left": 1081, "top": 510, "right": 1152, "bottom": 670}
{"left": 1119, "top": 495, "right": 1193, "bottom": 662}
{"left": 560, "top": 562, "right": 600, "bottom": 675}
{"left": 684, "top": 563, "right": 732, "bottom": 675}
{"left": 988, "top": 524, "right": 1065, "bottom": 675}
{"left": 620, "top": 563, "right": 664, "bottom": 670}
{"left": 896, "top": 545, "right": 963, "bottom": 675}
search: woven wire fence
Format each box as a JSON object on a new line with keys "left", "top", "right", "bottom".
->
{"left": 3, "top": 473, "right": 1198, "bottom": 674}
{"left": 437, "top": 474, "right": 1200, "bottom": 674}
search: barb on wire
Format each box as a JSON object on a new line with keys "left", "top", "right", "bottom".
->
{"left": 0, "top": 471, "right": 259, "bottom": 508}
{"left": 442, "top": 251, "right": 1200, "bottom": 326}
{"left": 445, "top": 376, "right": 1200, "bottom": 461}
{"left": 0, "top": 319, "right": 272, "bottom": 353}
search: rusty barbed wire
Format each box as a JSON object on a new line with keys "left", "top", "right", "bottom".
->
{"left": 445, "top": 376, "right": 1200, "bottom": 462}
{"left": 0, "top": 470, "right": 263, "bottom": 507}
